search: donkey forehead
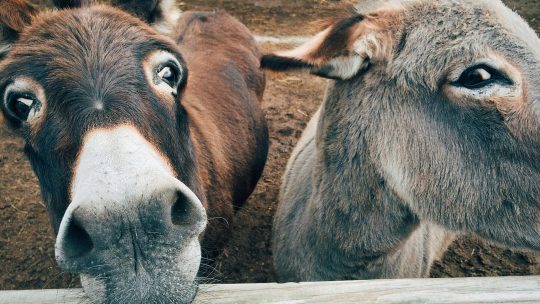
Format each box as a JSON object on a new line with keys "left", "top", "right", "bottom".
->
{"left": 383, "top": 0, "right": 539, "bottom": 83}
{"left": 354, "top": 0, "right": 539, "bottom": 56}
{"left": 0, "top": 6, "right": 187, "bottom": 124}
{"left": 4, "top": 7, "right": 180, "bottom": 83}
{"left": 400, "top": 0, "right": 538, "bottom": 44}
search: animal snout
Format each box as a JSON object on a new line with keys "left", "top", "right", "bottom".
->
{"left": 55, "top": 180, "right": 207, "bottom": 273}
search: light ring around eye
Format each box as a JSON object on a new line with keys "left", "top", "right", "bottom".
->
{"left": 144, "top": 51, "right": 184, "bottom": 97}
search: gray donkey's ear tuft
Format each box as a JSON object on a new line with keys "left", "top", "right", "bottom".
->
{"left": 0, "top": 0, "right": 37, "bottom": 59}
{"left": 110, "top": 0, "right": 181, "bottom": 35}
{"left": 262, "top": 7, "right": 403, "bottom": 80}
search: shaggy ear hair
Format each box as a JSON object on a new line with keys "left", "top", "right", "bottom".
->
{"left": 261, "top": 8, "right": 402, "bottom": 80}
{"left": 110, "top": 0, "right": 181, "bottom": 34}
{"left": 0, "top": 0, "right": 37, "bottom": 59}
{"left": 53, "top": 0, "right": 91, "bottom": 9}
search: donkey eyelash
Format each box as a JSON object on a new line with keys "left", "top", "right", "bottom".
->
{"left": 452, "top": 64, "right": 513, "bottom": 89}
{"left": 5, "top": 92, "right": 41, "bottom": 119}
{"left": 156, "top": 62, "right": 180, "bottom": 74}
{"left": 155, "top": 61, "right": 182, "bottom": 87}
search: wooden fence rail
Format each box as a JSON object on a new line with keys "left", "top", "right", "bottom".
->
{"left": 1, "top": 276, "right": 540, "bottom": 304}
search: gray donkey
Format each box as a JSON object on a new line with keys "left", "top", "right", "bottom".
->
{"left": 261, "top": 0, "right": 540, "bottom": 281}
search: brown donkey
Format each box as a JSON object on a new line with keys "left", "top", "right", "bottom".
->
{"left": 263, "top": 0, "right": 540, "bottom": 281}
{"left": 0, "top": 0, "right": 268, "bottom": 303}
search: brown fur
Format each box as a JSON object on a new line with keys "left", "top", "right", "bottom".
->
{"left": 173, "top": 11, "right": 267, "bottom": 254}
{"left": 0, "top": 0, "right": 37, "bottom": 60}
{"left": 0, "top": 0, "right": 36, "bottom": 32}
{"left": 0, "top": 1, "right": 268, "bottom": 303}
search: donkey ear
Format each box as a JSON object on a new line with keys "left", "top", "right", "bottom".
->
{"left": 110, "top": 0, "right": 181, "bottom": 34}
{"left": 261, "top": 10, "right": 401, "bottom": 80}
{"left": 0, "top": 0, "right": 37, "bottom": 59}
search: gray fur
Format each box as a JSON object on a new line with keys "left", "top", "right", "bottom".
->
{"left": 272, "top": 0, "right": 540, "bottom": 281}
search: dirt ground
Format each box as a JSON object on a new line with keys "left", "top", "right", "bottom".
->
{"left": 1, "top": 0, "right": 540, "bottom": 290}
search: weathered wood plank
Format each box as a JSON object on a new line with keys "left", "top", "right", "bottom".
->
{"left": 1, "top": 276, "right": 539, "bottom": 304}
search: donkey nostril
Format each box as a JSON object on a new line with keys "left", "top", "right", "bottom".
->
{"left": 63, "top": 220, "right": 94, "bottom": 258}
{"left": 171, "top": 191, "right": 194, "bottom": 226}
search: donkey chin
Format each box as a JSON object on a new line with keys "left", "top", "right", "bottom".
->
{"left": 56, "top": 204, "right": 205, "bottom": 304}
{"left": 77, "top": 241, "right": 201, "bottom": 304}
{"left": 56, "top": 214, "right": 204, "bottom": 304}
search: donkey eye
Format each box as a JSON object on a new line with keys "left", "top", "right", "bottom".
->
{"left": 6, "top": 93, "right": 41, "bottom": 122}
{"left": 157, "top": 63, "right": 181, "bottom": 88}
{"left": 456, "top": 65, "right": 510, "bottom": 89}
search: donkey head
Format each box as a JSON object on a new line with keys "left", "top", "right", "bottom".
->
{"left": 263, "top": 0, "right": 540, "bottom": 251}
{"left": 0, "top": 0, "right": 206, "bottom": 303}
